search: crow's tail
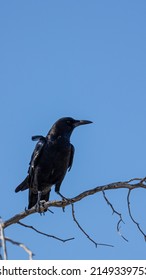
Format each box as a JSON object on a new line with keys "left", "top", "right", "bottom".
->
{"left": 15, "top": 176, "right": 29, "bottom": 192}
{"left": 28, "top": 190, "right": 51, "bottom": 209}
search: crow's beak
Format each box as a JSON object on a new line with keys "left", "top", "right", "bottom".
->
{"left": 74, "top": 120, "right": 93, "bottom": 127}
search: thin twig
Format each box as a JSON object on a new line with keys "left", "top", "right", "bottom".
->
{"left": 140, "top": 177, "right": 146, "bottom": 184}
{"left": 0, "top": 219, "right": 7, "bottom": 260}
{"left": 18, "top": 221, "right": 74, "bottom": 243}
{"left": 0, "top": 238, "right": 2, "bottom": 260}
{"left": 124, "top": 178, "right": 143, "bottom": 183}
{"left": 127, "top": 190, "right": 146, "bottom": 241}
{"left": 71, "top": 203, "right": 113, "bottom": 248}
{"left": 102, "top": 190, "right": 128, "bottom": 242}
{"left": 0, "top": 217, "right": 2, "bottom": 260}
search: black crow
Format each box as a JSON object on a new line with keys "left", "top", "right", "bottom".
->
{"left": 15, "top": 117, "right": 92, "bottom": 211}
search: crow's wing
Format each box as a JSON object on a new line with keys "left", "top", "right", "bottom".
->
{"left": 28, "top": 135, "right": 46, "bottom": 179}
{"left": 68, "top": 144, "right": 75, "bottom": 171}
{"left": 15, "top": 135, "right": 46, "bottom": 192}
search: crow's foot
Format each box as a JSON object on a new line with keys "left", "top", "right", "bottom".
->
{"left": 35, "top": 200, "right": 47, "bottom": 214}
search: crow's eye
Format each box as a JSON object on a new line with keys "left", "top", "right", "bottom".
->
{"left": 66, "top": 120, "right": 71, "bottom": 124}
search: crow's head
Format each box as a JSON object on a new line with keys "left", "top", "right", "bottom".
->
{"left": 48, "top": 117, "right": 92, "bottom": 139}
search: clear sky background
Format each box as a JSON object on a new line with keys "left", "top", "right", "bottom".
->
{"left": 0, "top": 1, "right": 146, "bottom": 260}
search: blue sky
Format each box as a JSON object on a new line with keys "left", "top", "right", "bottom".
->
{"left": 0, "top": 1, "right": 146, "bottom": 260}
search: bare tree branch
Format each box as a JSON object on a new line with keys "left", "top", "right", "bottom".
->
{"left": 3, "top": 237, "right": 34, "bottom": 260}
{"left": 0, "top": 220, "right": 7, "bottom": 260}
{"left": 18, "top": 221, "right": 74, "bottom": 243}
{"left": 2, "top": 178, "right": 146, "bottom": 229}
{"left": 71, "top": 203, "right": 114, "bottom": 248}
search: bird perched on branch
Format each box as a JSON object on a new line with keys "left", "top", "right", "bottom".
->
{"left": 15, "top": 117, "right": 92, "bottom": 211}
